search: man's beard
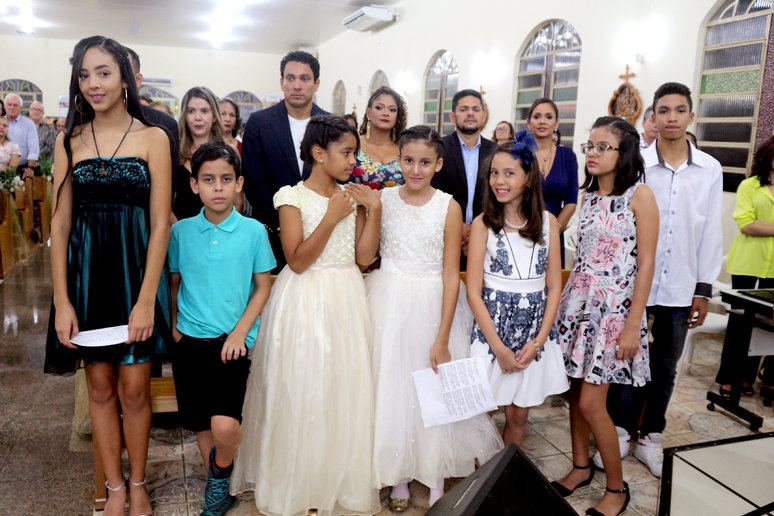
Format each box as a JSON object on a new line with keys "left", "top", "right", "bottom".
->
{"left": 456, "top": 123, "right": 480, "bottom": 135}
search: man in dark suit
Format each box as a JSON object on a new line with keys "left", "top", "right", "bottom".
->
{"left": 431, "top": 89, "right": 496, "bottom": 268}
{"left": 241, "top": 51, "right": 328, "bottom": 270}
{"left": 126, "top": 47, "right": 179, "bottom": 174}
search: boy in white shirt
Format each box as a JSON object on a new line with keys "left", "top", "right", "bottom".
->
{"left": 601, "top": 82, "right": 722, "bottom": 478}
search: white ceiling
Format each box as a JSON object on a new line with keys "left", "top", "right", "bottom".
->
{"left": 0, "top": 0, "right": 400, "bottom": 54}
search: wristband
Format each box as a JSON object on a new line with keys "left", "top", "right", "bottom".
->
{"left": 534, "top": 341, "right": 543, "bottom": 362}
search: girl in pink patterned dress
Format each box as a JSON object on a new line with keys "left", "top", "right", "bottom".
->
{"left": 552, "top": 117, "right": 658, "bottom": 516}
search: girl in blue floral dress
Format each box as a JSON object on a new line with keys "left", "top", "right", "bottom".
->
{"left": 468, "top": 140, "right": 568, "bottom": 447}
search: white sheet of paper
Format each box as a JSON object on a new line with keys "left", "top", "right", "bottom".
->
{"left": 412, "top": 357, "right": 498, "bottom": 428}
{"left": 69, "top": 325, "right": 129, "bottom": 347}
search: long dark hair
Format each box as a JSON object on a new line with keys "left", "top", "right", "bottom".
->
{"left": 481, "top": 142, "right": 545, "bottom": 244}
{"left": 219, "top": 97, "right": 241, "bottom": 138}
{"left": 358, "top": 86, "right": 407, "bottom": 143}
{"left": 57, "top": 35, "right": 152, "bottom": 209}
{"left": 751, "top": 135, "right": 774, "bottom": 186}
{"left": 580, "top": 116, "right": 644, "bottom": 195}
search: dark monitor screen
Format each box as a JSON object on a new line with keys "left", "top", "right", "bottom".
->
{"left": 426, "top": 444, "right": 576, "bottom": 516}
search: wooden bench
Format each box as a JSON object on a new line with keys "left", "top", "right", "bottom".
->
{"left": 0, "top": 191, "right": 16, "bottom": 278}
{"left": 13, "top": 180, "right": 34, "bottom": 244}
{"left": 31, "top": 177, "right": 51, "bottom": 241}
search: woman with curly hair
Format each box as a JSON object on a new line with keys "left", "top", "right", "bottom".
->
{"left": 349, "top": 86, "right": 407, "bottom": 190}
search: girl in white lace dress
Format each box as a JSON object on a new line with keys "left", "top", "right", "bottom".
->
{"left": 467, "top": 140, "right": 568, "bottom": 447}
{"left": 367, "top": 126, "right": 503, "bottom": 511}
{"left": 231, "top": 116, "right": 381, "bottom": 516}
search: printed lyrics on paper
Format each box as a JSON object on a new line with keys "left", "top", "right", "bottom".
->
{"left": 412, "top": 357, "right": 498, "bottom": 428}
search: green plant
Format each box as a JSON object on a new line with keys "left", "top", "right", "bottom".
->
{"left": 39, "top": 156, "right": 54, "bottom": 178}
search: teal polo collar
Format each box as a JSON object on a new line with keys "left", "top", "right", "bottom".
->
{"left": 194, "top": 206, "right": 240, "bottom": 233}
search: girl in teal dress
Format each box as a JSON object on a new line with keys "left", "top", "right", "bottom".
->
{"left": 46, "top": 36, "right": 172, "bottom": 516}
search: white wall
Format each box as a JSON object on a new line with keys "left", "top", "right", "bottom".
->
{"left": 0, "top": 0, "right": 742, "bottom": 275}
{"left": 0, "top": 34, "right": 283, "bottom": 118}
{"left": 316, "top": 0, "right": 737, "bottom": 277}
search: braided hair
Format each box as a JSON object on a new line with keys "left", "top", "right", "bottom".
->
{"left": 398, "top": 125, "right": 443, "bottom": 159}
{"left": 299, "top": 115, "right": 360, "bottom": 167}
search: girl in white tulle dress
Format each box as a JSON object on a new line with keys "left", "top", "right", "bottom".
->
{"left": 231, "top": 116, "right": 381, "bottom": 516}
{"left": 467, "top": 140, "right": 569, "bottom": 447}
{"left": 367, "top": 126, "right": 503, "bottom": 511}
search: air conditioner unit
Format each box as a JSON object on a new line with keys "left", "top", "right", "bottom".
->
{"left": 142, "top": 77, "right": 172, "bottom": 87}
{"left": 342, "top": 5, "right": 397, "bottom": 32}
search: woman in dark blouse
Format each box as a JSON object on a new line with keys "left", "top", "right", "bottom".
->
{"left": 527, "top": 97, "right": 578, "bottom": 267}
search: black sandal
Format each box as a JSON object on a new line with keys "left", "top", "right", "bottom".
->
{"left": 719, "top": 386, "right": 732, "bottom": 399}
{"left": 550, "top": 463, "right": 595, "bottom": 497}
{"left": 585, "top": 482, "right": 630, "bottom": 515}
{"left": 742, "top": 384, "right": 755, "bottom": 396}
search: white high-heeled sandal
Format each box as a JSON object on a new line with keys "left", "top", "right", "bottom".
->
{"left": 128, "top": 477, "right": 152, "bottom": 516}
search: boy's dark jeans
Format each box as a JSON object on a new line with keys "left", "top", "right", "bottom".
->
{"left": 608, "top": 305, "right": 691, "bottom": 438}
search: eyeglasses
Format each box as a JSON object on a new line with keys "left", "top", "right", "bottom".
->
{"left": 580, "top": 143, "right": 620, "bottom": 155}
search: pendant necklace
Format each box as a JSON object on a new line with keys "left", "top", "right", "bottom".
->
{"left": 92, "top": 117, "right": 133, "bottom": 176}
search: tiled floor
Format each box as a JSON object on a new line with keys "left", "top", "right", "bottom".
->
{"left": 1, "top": 247, "right": 772, "bottom": 515}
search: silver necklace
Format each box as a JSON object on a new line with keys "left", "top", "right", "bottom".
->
{"left": 504, "top": 217, "right": 527, "bottom": 230}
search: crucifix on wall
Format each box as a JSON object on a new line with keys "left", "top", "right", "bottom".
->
{"left": 608, "top": 64, "right": 643, "bottom": 124}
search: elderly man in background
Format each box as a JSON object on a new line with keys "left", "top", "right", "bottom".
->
{"left": 4, "top": 94, "right": 39, "bottom": 178}
{"left": 28, "top": 101, "right": 57, "bottom": 162}
{"left": 54, "top": 117, "right": 66, "bottom": 133}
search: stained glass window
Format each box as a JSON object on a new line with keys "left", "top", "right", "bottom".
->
{"left": 514, "top": 20, "right": 582, "bottom": 149}
{"left": 423, "top": 51, "right": 459, "bottom": 136}
{"left": 140, "top": 86, "right": 179, "bottom": 116}
{"left": 224, "top": 90, "right": 262, "bottom": 120}
{"left": 697, "top": 0, "right": 773, "bottom": 188}
{"left": 0, "top": 79, "right": 43, "bottom": 111}
{"left": 369, "top": 70, "right": 390, "bottom": 97}
{"left": 332, "top": 81, "right": 346, "bottom": 116}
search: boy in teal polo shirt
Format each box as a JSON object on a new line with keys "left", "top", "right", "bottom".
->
{"left": 168, "top": 141, "right": 275, "bottom": 516}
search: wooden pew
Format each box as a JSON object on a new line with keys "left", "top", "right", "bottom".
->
{"left": 14, "top": 179, "right": 34, "bottom": 245}
{"left": 0, "top": 191, "right": 16, "bottom": 278}
{"left": 31, "top": 177, "right": 51, "bottom": 241}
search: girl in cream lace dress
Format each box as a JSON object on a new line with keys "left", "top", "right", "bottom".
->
{"left": 231, "top": 116, "right": 381, "bottom": 516}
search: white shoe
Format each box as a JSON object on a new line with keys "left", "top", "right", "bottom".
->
{"left": 592, "top": 426, "right": 630, "bottom": 470}
{"left": 634, "top": 432, "right": 664, "bottom": 478}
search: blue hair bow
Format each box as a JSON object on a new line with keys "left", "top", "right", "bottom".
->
{"left": 510, "top": 130, "right": 536, "bottom": 167}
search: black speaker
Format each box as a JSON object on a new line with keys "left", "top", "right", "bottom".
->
{"left": 426, "top": 444, "right": 576, "bottom": 516}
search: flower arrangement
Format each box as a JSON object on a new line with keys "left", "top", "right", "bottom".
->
{"left": 39, "top": 157, "right": 54, "bottom": 182}
{"left": 0, "top": 166, "right": 25, "bottom": 192}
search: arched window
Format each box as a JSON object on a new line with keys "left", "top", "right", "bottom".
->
{"left": 140, "top": 86, "right": 179, "bottom": 116}
{"left": 369, "top": 70, "right": 390, "bottom": 96}
{"left": 696, "top": 0, "right": 774, "bottom": 191}
{"left": 514, "top": 20, "right": 582, "bottom": 148}
{"left": 332, "top": 80, "right": 346, "bottom": 115}
{"left": 225, "top": 90, "right": 263, "bottom": 120}
{"left": 423, "top": 51, "right": 459, "bottom": 136}
{"left": 0, "top": 79, "right": 43, "bottom": 110}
